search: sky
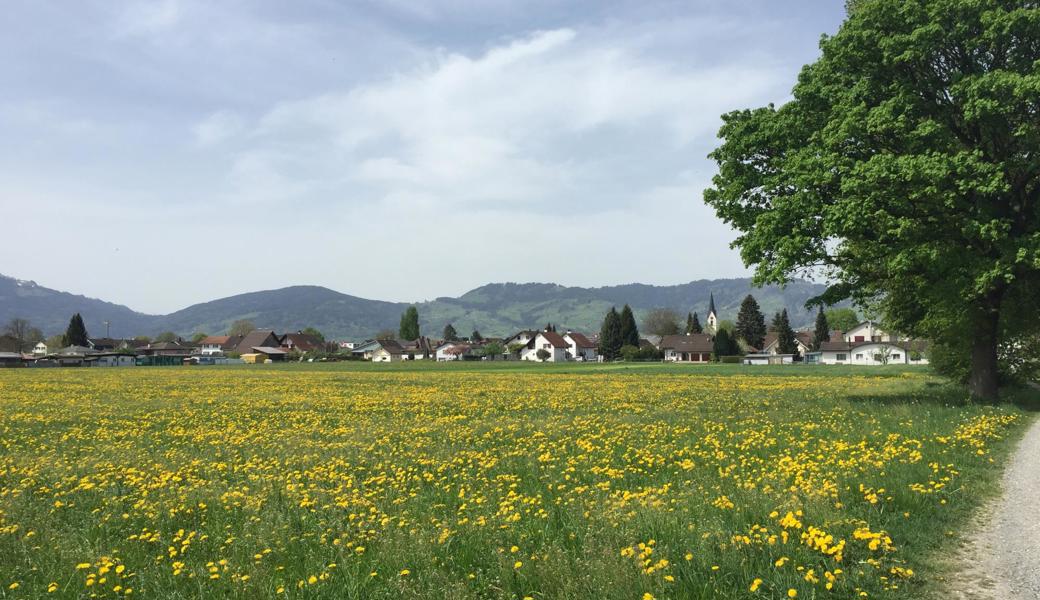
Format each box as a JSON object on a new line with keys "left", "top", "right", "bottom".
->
{"left": 0, "top": 0, "right": 848, "bottom": 314}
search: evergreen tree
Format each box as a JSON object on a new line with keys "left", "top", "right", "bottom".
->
{"left": 735, "top": 294, "right": 767, "bottom": 349}
{"left": 399, "top": 306, "right": 420, "bottom": 341}
{"left": 598, "top": 307, "right": 622, "bottom": 361}
{"left": 619, "top": 304, "right": 639, "bottom": 348}
{"left": 712, "top": 329, "right": 738, "bottom": 361}
{"left": 774, "top": 309, "right": 799, "bottom": 355}
{"left": 443, "top": 323, "right": 458, "bottom": 341}
{"left": 690, "top": 312, "right": 703, "bottom": 334}
{"left": 812, "top": 308, "right": 830, "bottom": 351}
{"left": 471, "top": 330, "right": 483, "bottom": 342}
{"left": 685, "top": 312, "right": 694, "bottom": 334}
{"left": 63, "top": 313, "right": 89, "bottom": 347}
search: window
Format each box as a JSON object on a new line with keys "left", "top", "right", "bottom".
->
{"left": 873, "top": 354, "right": 883, "bottom": 362}
{"left": 892, "top": 354, "right": 901, "bottom": 360}
{"left": 855, "top": 353, "right": 863, "bottom": 359}
{"left": 836, "top": 353, "right": 846, "bottom": 361}
{"left": 854, "top": 335, "right": 865, "bottom": 342}
{"left": 543, "top": 343, "right": 550, "bottom": 349}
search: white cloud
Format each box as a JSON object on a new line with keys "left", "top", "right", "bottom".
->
{"left": 192, "top": 110, "right": 245, "bottom": 146}
{"left": 115, "top": 0, "right": 182, "bottom": 36}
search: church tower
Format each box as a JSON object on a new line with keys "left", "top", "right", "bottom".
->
{"left": 706, "top": 292, "right": 718, "bottom": 334}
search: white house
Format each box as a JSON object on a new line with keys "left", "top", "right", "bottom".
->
{"left": 91, "top": 354, "right": 136, "bottom": 367}
{"left": 843, "top": 321, "right": 896, "bottom": 343}
{"left": 32, "top": 342, "right": 48, "bottom": 356}
{"left": 805, "top": 340, "right": 929, "bottom": 365}
{"left": 761, "top": 332, "right": 813, "bottom": 356}
{"left": 198, "top": 335, "right": 232, "bottom": 356}
{"left": 743, "top": 353, "right": 795, "bottom": 365}
{"left": 563, "top": 332, "right": 598, "bottom": 361}
{"left": 436, "top": 341, "right": 471, "bottom": 361}
{"left": 351, "top": 340, "right": 382, "bottom": 360}
{"left": 519, "top": 331, "right": 571, "bottom": 362}
{"left": 370, "top": 340, "right": 404, "bottom": 362}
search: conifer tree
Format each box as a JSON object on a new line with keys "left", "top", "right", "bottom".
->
{"left": 471, "top": 330, "right": 483, "bottom": 342}
{"left": 712, "top": 328, "right": 738, "bottom": 361}
{"left": 443, "top": 323, "right": 458, "bottom": 342}
{"left": 735, "top": 294, "right": 767, "bottom": 349}
{"left": 63, "top": 313, "right": 89, "bottom": 347}
{"left": 399, "top": 306, "right": 420, "bottom": 341}
{"left": 690, "top": 312, "right": 703, "bottom": 334}
{"left": 619, "top": 304, "right": 639, "bottom": 348}
{"left": 812, "top": 308, "right": 830, "bottom": 351}
{"left": 774, "top": 309, "right": 799, "bottom": 355}
{"left": 598, "top": 307, "right": 622, "bottom": 360}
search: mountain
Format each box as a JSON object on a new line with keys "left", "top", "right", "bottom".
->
{"left": 0, "top": 273, "right": 837, "bottom": 340}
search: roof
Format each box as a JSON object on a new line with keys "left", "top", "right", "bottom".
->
{"left": 253, "top": 346, "right": 287, "bottom": 355}
{"left": 146, "top": 342, "right": 191, "bottom": 350}
{"left": 280, "top": 332, "right": 323, "bottom": 351}
{"left": 235, "top": 330, "right": 279, "bottom": 354}
{"left": 762, "top": 331, "right": 813, "bottom": 351}
{"left": 536, "top": 331, "right": 570, "bottom": 349}
{"left": 376, "top": 339, "right": 404, "bottom": 354}
{"left": 564, "top": 332, "right": 596, "bottom": 348}
{"left": 810, "top": 339, "right": 930, "bottom": 353}
{"left": 200, "top": 335, "right": 231, "bottom": 345}
{"left": 659, "top": 333, "right": 714, "bottom": 353}
{"left": 708, "top": 292, "right": 716, "bottom": 315}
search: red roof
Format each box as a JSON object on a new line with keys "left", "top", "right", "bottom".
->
{"left": 565, "top": 332, "right": 596, "bottom": 348}
{"left": 537, "top": 331, "right": 570, "bottom": 349}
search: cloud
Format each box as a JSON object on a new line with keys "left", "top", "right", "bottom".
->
{"left": 230, "top": 27, "right": 784, "bottom": 214}
{"left": 115, "top": 0, "right": 182, "bottom": 36}
{"left": 193, "top": 110, "right": 245, "bottom": 146}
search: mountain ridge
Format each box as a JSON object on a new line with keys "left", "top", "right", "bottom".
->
{"left": 0, "top": 273, "right": 835, "bottom": 340}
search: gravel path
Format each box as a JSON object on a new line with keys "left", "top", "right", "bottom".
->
{"left": 946, "top": 397, "right": 1040, "bottom": 600}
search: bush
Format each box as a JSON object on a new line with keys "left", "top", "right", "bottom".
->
{"left": 720, "top": 355, "right": 743, "bottom": 364}
{"left": 536, "top": 349, "right": 551, "bottom": 362}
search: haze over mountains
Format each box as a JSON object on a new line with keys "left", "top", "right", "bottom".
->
{"left": 0, "top": 273, "right": 832, "bottom": 340}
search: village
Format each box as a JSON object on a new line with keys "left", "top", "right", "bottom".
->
{"left": 0, "top": 294, "right": 929, "bottom": 368}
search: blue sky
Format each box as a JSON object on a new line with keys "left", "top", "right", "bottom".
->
{"left": 1, "top": 1, "right": 847, "bottom": 313}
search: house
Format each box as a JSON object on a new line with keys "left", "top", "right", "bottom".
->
{"left": 198, "top": 335, "right": 239, "bottom": 355}
{"left": 137, "top": 342, "right": 193, "bottom": 357}
{"left": 233, "top": 330, "right": 281, "bottom": 355}
{"left": 503, "top": 331, "right": 538, "bottom": 350}
{"left": 436, "top": 341, "right": 471, "bottom": 361}
{"left": 843, "top": 321, "right": 894, "bottom": 343}
{"left": 760, "top": 331, "right": 813, "bottom": 356}
{"left": 399, "top": 337, "right": 435, "bottom": 360}
{"left": 804, "top": 340, "right": 930, "bottom": 365}
{"left": 49, "top": 345, "right": 98, "bottom": 367}
{"left": 91, "top": 353, "right": 136, "bottom": 367}
{"left": 33, "top": 342, "right": 48, "bottom": 356}
{"left": 371, "top": 339, "right": 405, "bottom": 362}
{"left": 88, "top": 338, "right": 131, "bottom": 352}
{"left": 351, "top": 340, "right": 381, "bottom": 360}
{"left": 338, "top": 341, "right": 358, "bottom": 350}
{"left": 659, "top": 333, "right": 714, "bottom": 363}
{"left": 563, "top": 332, "right": 598, "bottom": 362}
{"left": 280, "top": 332, "right": 324, "bottom": 353}
{"left": 519, "top": 331, "right": 571, "bottom": 362}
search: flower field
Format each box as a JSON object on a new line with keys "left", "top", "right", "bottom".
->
{"left": 0, "top": 366, "right": 1031, "bottom": 599}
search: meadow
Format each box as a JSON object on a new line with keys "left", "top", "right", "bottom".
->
{"left": 0, "top": 364, "right": 1034, "bottom": 599}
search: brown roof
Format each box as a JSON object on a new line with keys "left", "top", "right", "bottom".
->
{"left": 762, "top": 331, "right": 813, "bottom": 351}
{"left": 659, "top": 333, "right": 714, "bottom": 353}
{"left": 280, "top": 333, "right": 323, "bottom": 352}
{"left": 537, "top": 331, "right": 571, "bottom": 349}
{"left": 200, "top": 335, "right": 230, "bottom": 345}
{"left": 565, "top": 332, "right": 596, "bottom": 348}
{"left": 234, "top": 330, "right": 280, "bottom": 354}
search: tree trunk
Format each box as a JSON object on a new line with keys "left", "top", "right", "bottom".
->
{"left": 968, "top": 299, "right": 1001, "bottom": 402}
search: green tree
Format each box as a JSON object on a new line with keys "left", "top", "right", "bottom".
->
{"left": 812, "top": 308, "right": 831, "bottom": 351}
{"left": 734, "top": 294, "right": 767, "bottom": 349}
{"left": 191, "top": 332, "right": 209, "bottom": 344}
{"left": 824, "top": 308, "right": 860, "bottom": 333}
{"left": 154, "top": 331, "right": 177, "bottom": 343}
{"left": 483, "top": 341, "right": 505, "bottom": 360}
{"left": 535, "top": 348, "right": 551, "bottom": 362}
{"left": 443, "top": 324, "right": 458, "bottom": 341}
{"left": 712, "top": 329, "right": 738, "bottom": 361}
{"left": 642, "top": 308, "right": 682, "bottom": 336}
{"left": 301, "top": 327, "right": 325, "bottom": 343}
{"left": 772, "top": 310, "right": 799, "bottom": 356}
{"left": 471, "top": 330, "right": 483, "bottom": 342}
{"left": 598, "top": 307, "right": 623, "bottom": 361}
{"left": 399, "top": 306, "right": 420, "bottom": 341}
{"left": 688, "top": 312, "right": 703, "bottom": 334}
{"left": 63, "top": 313, "right": 89, "bottom": 347}
{"left": 228, "top": 320, "right": 256, "bottom": 337}
{"left": 619, "top": 304, "right": 639, "bottom": 348}
{"left": 704, "top": 0, "right": 1040, "bottom": 400}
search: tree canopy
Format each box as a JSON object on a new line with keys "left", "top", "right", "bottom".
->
{"left": 735, "top": 295, "right": 767, "bottom": 349}
{"left": 642, "top": 308, "right": 682, "bottom": 336}
{"left": 687, "top": 312, "right": 703, "bottom": 334}
{"left": 704, "top": 0, "right": 1040, "bottom": 399}
{"left": 619, "top": 305, "right": 640, "bottom": 348}
{"left": 824, "top": 308, "right": 860, "bottom": 333}
{"left": 772, "top": 310, "right": 800, "bottom": 356}
{"left": 399, "top": 306, "right": 420, "bottom": 341}
{"left": 228, "top": 319, "right": 256, "bottom": 337}
{"left": 812, "top": 308, "right": 831, "bottom": 351}
{"left": 599, "top": 307, "right": 623, "bottom": 361}
{"left": 443, "top": 324, "right": 458, "bottom": 341}
{"left": 63, "top": 313, "right": 89, "bottom": 347}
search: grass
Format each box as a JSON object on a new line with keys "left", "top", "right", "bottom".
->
{"left": 0, "top": 364, "right": 1035, "bottom": 599}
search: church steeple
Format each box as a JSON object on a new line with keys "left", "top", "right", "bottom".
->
{"left": 707, "top": 292, "right": 718, "bottom": 334}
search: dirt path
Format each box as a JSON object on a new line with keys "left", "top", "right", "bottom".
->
{"left": 946, "top": 398, "right": 1040, "bottom": 600}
